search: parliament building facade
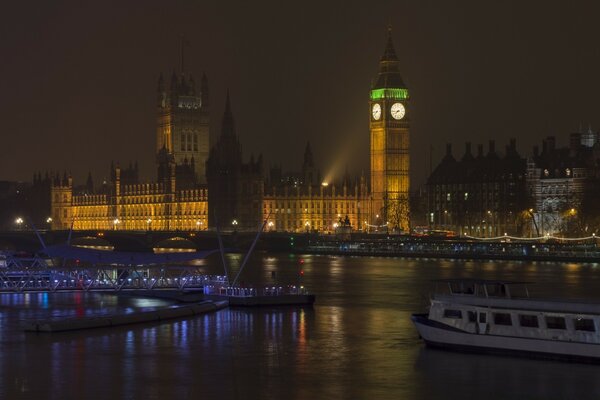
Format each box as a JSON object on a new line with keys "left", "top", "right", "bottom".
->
{"left": 50, "top": 30, "right": 411, "bottom": 232}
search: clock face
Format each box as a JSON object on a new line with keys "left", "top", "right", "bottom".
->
{"left": 391, "top": 103, "right": 406, "bottom": 120}
{"left": 372, "top": 103, "right": 381, "bottom": 120}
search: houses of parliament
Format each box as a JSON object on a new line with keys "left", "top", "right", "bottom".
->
{"left": 50, "top": 29, "right": 411, "bottom": 233}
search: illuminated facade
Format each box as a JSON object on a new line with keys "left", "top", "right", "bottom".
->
{"left": 369, "top": 27, "right": 410, "bottom": 231}
{"left": 51, "top": 166, "right": 208, "bottom": 231}
{"left": 156, "top": 71, "right": 210, "bottom": 184}
{"left": 263, "top": 143, "right": 369, "bottom": 232}
{"left": 50, "top": 30, "right": 406, "bottom": 232}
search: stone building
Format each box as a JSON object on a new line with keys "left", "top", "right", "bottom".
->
{"left": 426, "top": 140, "right": 528, "bottom": 237}
{"left": 156, "top": 71, "right": 210, "bottom": 184}
{"left": 263, "top": 143, "right": 369, "bottom": 232}
{"left": 49, "top": 28, "right": 412, "bottom": 233}
{"left": 206, "top": 94, "right": 264, "bottom": 230}
{"left": 526, "top": 133, "right": 598, "bottom": 235}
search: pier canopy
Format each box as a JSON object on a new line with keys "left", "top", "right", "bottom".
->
{"left": 433, "top": 279, "right": 533, "bottom": 298}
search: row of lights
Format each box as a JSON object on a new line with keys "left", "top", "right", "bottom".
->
{"left": 14, "top": 217, "right": 53, "bottom": 226}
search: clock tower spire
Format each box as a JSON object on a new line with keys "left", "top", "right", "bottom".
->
{"left": 369, "top": 26, "right": 410, "bottom": 232}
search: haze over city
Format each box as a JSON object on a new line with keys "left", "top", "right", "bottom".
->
{"left": 3, "top": 0, "right": 600, "bottom": 187}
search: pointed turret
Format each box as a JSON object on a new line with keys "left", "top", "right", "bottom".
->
{"left": 372, "top": 26, "right": 406, "bottom": 90}
{"left": 86, "top": 171, "right": 94, "bottom": 193}
{"left": 221, "top": 90, "right": 236, "bottom": 138}
{"left": 302, "top": 141, "right": 316, "bottom": 185}
{"left": 201, "top": 73, "right": 210, "bottom": 108}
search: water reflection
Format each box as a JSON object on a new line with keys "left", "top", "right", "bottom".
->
{"left": 1, "top": 256, "right": 600, "bottom": 399}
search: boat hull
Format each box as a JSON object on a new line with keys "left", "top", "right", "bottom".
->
{"left": 411, "top": 314, "right": 600, "bottom": 363}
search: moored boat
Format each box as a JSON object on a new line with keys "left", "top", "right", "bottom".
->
{"left": 411, "top": 279, "right": 600, "bottom": 362}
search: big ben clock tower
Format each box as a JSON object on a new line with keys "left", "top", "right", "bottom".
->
{"left": 369, "top": 26, "right": 410, "bottom": 232}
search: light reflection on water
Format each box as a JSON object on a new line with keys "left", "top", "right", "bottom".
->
{"left": 1, "top": 255, "right": 600, "bottom": 399}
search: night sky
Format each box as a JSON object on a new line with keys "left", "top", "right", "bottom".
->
{"left": 2, "top": 0, "right": 600, "bottom": 188}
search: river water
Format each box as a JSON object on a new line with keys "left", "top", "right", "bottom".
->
{"left": 2, "top": 254, "right": 600, "bottom": 399}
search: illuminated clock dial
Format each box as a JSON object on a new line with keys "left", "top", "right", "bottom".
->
{"left": 372, "top": 103, "right": 381, "bottom": 120}
{"left": 391, "top": 103, "right": 406, "bottom": 120}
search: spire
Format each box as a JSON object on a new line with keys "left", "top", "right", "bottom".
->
{"left": 372, "top": 25, "right": 406, "bottom": 89}
{"left": 221, "top": 90, "right": 236, "bottom": 138}
{"left": 86, "top": 171, "right": 94, "bottom": 193}
{"left": 303, "top": 141, "right": 314, "bottom": 167}
{"left": 381, "top": 25, "right": 398, "bottom": 62}
{"left": 201, "top": 73, "right": 210, "bottom": 108}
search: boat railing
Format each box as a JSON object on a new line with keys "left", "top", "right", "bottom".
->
{"left": 204, "top": 284, "right": 308, "bottom": 297}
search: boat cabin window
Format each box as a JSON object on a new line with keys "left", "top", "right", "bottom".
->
{"left": 479, "top": 313, "right": 487, "bottom": 323}
{"left": 486, "top": 284, "right": 508, "bottom": 298}
{"left": 574, "top": 318, "right": 595, "bottom": 332}
{"left": 545, "top": 316, "right": 566, "bottom": 330}
{"left": 519, "top": 314, "right": 540, "bottom": 328}
{"left": 443, "top": 309, "right": 463, "bottom": 319}
{"left": 467, "top": 311, "right": 476, "bottom": 323}
{"left": 518, "top": 314, "right": 539, "bottom": 328}
{"left": 493, "top": 312, "right": 512, "bottom": 326}
{"left": 449, "top": 282, "right": 476, "bottom": 295}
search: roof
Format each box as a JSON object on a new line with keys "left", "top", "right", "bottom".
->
{"left": 432, "top": 279, "right": 534, "bottom": 285}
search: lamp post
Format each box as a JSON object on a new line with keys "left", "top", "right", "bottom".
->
{"left": 147, "top": 218, "right": 152, "bottom": 231}
{"left": 113, "top": 218, "right": 120, "bottom": 231}
{"left": 15, "top": 217, "right": 23, "bottom": 231}
{"left": 267, "top": 221, "right": 274, "bottom": 231}
{"left": 305, "top": 221, "right": 310, "bottom": 233}
{"left": 232, "top": 219, "right": 238, "bottom": 232}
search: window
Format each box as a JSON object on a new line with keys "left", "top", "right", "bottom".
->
{"left": 443, "top": 309, "right": 462, "bottom": 319}
{"left": 574, "top": 318, "right": 595, "bottom": 332}
{"left": 479, "top": 313, "right": 487, "bottom": 323}
{"left": 181, "top": 134, "right": 185, "bottom": 151}
{"left": 518, "top": 314, "right": 539, "bottom": 328}
{"left": 493, "top": 313, "right": 512, "bottom": 326}
{"left": 467, "top": 311, "right": 476, "bottom": 323}
{"left": 545, "top": 316, "right": 566, "bottom": 330}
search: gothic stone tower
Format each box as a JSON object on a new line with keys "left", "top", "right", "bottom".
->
{"left": 369, "top": 27, "right": 410, "bottom": 231}
{"left": 156, "top": 71, "right": 210, "bottom": 184}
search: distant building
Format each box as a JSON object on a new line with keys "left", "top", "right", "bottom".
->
{"left": 526, "top": 132, "right": 599, "bottom": 235}
{"left": 206, "top": 94, "right": 263, "bottom": 230}
{"left": 51, "top": 69, "right": 212, "bottom": 231}
{"left": 156, "top": 71, "right": 210, "bottom": 184}
{"left": 426, "top": 140, "right": 528, "bottom": 237}
{"left": 263, "top": 143, "right": 369, "bottom": 233}
{"left": 48, "top": 29, "right": 409, "bottom": 233}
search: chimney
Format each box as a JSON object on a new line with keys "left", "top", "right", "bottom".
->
{"left": 477, "top": 144, "right": 483, "bottom": 157}
{"left": 533, "top": 145, "right": 539, "bottom": 158}
{"left": 488, "top": 140, "right": 496, "bottom": 154}
{"left": 465, "top": 142, "right": 472, "bottom": 156}
{"left": 510, "top": 138, "right": 516, "bottom": 151}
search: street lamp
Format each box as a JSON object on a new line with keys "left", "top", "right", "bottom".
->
{"left": 267, "top": 221, "right": 274, "bottom": 231}
{"left": 147, "top": 218, "right": 152, "bottom": 231}
{"left": 196, "top": 220, "right": 203, "bottom": 230}
{"left": 46, "top": 217, "right": 53, "bottom": 224}
{"left": 15, "top": 217, "right": 23, "bottom": 230}
{"left": 113, "top": 218, "right": 120, "bottom": 230}
{"left": 305, "top": 221, "right": 310, "bottom": 233}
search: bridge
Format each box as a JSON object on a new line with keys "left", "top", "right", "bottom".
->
{"left": 0, "top": 251, "right": 228, "bottom": 293}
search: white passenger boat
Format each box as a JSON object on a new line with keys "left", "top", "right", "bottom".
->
{"left": 411, "top": 279, "right": 600, "bottom": 362}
